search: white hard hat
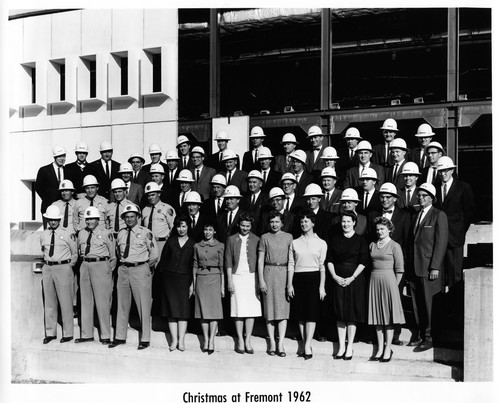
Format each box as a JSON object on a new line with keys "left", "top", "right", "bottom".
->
{"left": 222, "top": 185, "right": 243, "bottom": 198}
{"left": 221, "top": 149, "right": 238, "bottom": 162}
{"left": 425, "top": 141, "right": 445, "bottom": 154}
{"left": 290, "top": 150, "right": 307, "bottom": 165}
{"left": 184, "top": 191, "right": 203, "bottom": 204}
{"left": 307, "top": 125, "right": 323, "bottom": 137}
{"left": 176, "top": 169, "right": 195, "bottom": 182}
{"left": 359, "top": 167, "right": 379, "bottom": 181}
{"left": 380, "top": 118, "right": 399, "bottom": 131}
{"left": 118, "top": 162, "right": 134, "bottom": 174}
{"left": 356, "top": 140, "right": 373, "bottom": 152}
{"left": 281, "top": 133, "right": 298, "bottom": 144}
{"left": 144, "top": 182, "right": 162, "bottom": 194}
{"left": 150, "top": 164, "right": 165, "bottom": 174}
{"left": 257, "top": 147, "right": 274, "bottom": 160}
{"left": 436, "top": 156, "right": 457, "bottom": 171}
{"left": 58, "top": 179, "right": 75, "bottom": 191}
{"left": 401, "top": 162, "right": 421, "bottom": 175}
{"left": 120, "top": 204, "right": 141, "bottom": 218}
{"left": 249, "top": 126, "right": 265, "bottom": 138}
{"left": 83, "top": 175, "right": 99, "bottom": 187}
{"left": 74, "top": 141, "right": 89, "bottom": 153}
{"left": 84, "top": 206, "right": 101, "bottom": 219}
{"left": 247, "top": 170, "right": 264, "bottom": 182}
{"left": 128, "top": 152, "right": 145, "bottom": 163}
{"left": 210, "top": 174, "right": 227, "bottom": 187}
{"left": 52, "top": 145, "right": 66, "bottom": 157}
{"left": 415, "top": 123, "right": 435, "bottom": 137}
{"left": 321, "top": 167, "right": 338, "bottom": 179}
{"left": 389, "top": 138, "right": 408, "bottom": 151}
{"left": 320, "top": 146, "right": 339, "bottom": 160}
{"left": 177, "top": 135, "right": 190, "bottom": 146}
{"left": 43, "top": 205, "right": 62, "bottom": 220}
{"left": 417, "top": 183, "right": 436, "bottom": 199}
{"left": 190, "top": 146, "right": 206, "bottom": 156}
{"left": 345, "top": 127, "right": 362, "bottom": 139}
{"left": 280, "top": 172, "right": 298, "bottom": 184}
{"left": 269, "top": 187, "right": 285, "bottom": 199}
{"left": 149, "top": 144, "right": 162, "bottom": 154}
{"left": 303, "top": 183, "right": 323, "bottom": 197}
{"left": 215, "top": 130, "right": 231, "bottom": 141}
{"left": 379, "top": 182, "right": 399, "bottom": 197}
{"left": 111, "top": 178, "right": 127, "bottom": 190}
{"left": 99, "top": 141, "right": 113, "bottom": 152}
{"left": 340, "top": 188, "right": 360, "bottom": 202}
{"left": 165, "top": 149, "right": 180, "bottom": 160}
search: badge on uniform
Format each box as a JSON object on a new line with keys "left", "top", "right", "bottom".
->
{"left": 97, "top": 235, "right": 102, "bottom": 239}
{"left": 59, "top": 235, "right": 64, "bottom": 240}
{"left": 157, "top": 209, "right": 161, "bottom": 214}
{"left": 167, "top": 208, "right": 173, "bottom": 216}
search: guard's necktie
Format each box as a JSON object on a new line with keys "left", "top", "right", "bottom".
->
{"left": 406, "top": 189, "right": 411, "bottom": 207}
{"left": 85, "top": 230, "right": 92, "bottom": 255}
{"left": 63, "top": 202, "right": 69, "bottom": 227}
{"left": 106, "top": 161, "right": 110, "bottom": 179}
{"left": 123, "top": 228, "right": 131, "bottom": 258}
{"left": 57, "top": 167, "right": 61, "bottom": 183}
{"left": 49, "top": 230, "right": 55, "bottom": 257}
{"left": 89, "top": 197, "right": 94, "bottom": 207}
{"left": 114, "top": 202, "right": 120, "bottom": 232}
{"left": 148, "top": 206, "right": 154, "bottom": 230}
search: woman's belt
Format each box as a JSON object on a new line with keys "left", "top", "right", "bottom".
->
{"left": 264, "top": 262, "right": 287, "bottom": 266}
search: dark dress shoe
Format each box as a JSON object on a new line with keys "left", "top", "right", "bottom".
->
{"left": 60, "top": 336, "right": 73, "bottom": 343}
{"left": 201, "top": 347, "right": 208, "bottom": 353}
{"left": 380, "top": 350, "right": 393, "bottom": 362}
{"left": 304, "top": 353, "right": 313, "bottom": 360}
{"left": 277, "top": 351, "right": 286, "bottom": 358}
{"left": 267, "top": 350, "right": 276, "bottom": 356}
{"left": 334, "top": 353, "right": 345, "bottom": 360}
{"left": 108, "top": 339, "right": 126, "bottom": 348}
{"left": 297, "top": 352, "right": 305, "bottom": 357}
{"left": 207, "top": 349, "right": 215, "bottom": 355}
{"left": 415, "top": 340, "right": 433, "bottom": 352}
{"left": 138, "top": 342, "right": 150, "bottom": 350}
{"left": 235, "top": 347, "right": 245, "bottom": 354}
{"left": 43, "top": 336, "right": 56, "bottom": 344}
{"left": 343, "top": 353, "right": 353, "bottom": 361}
{"left": 407, "top": 338, "right": 422, "bottom": 347}
{"left": 100, "top": 339, "right": 111, "bottom": 345}
{"left": 392, "top": 339, "right": 404, "bottom": 346}
{"left": 368, "top": 355, "right": 382, "bottom": 361}
{"left": 75, "top": 337, "right": 94, "bottom": 343}
{"left": 245, "top": 347, "right": 254, "bottom": 354}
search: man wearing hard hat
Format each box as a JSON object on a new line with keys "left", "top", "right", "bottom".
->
{"left": 51, "top": 179, "right": 76, "bottom": 231}
{"left": 73, "top": 175, "right": 108, "bottom": 232}
{"left": 105, "top": 179, "right": 137, "bottom": 238}
{"left": 65, "top": 141, "right": 90, "bottom": 195}
{"left": 242, "top": 126, "right": 266, "bottom": 173}
{"left": 87, "top": 141, "right": 121, "bottom": 199}
{"left": 177, "top": 135, "right": 194, "bottom": 170}
{"left": 35, "top": 145, "right": 67, "bottom": 228}
{"left": 409, "top": 123, "right": 435, "bottom": 169}
{"left": 305, "top": 125, "right": 328, "bottom": 175}
{"left": 275, "top": 133, "right": 298, "bottom": 175}
{"left": 373, "top": 118, "right": 398, "bottom": 168}
{"left": 142, "top": 144, "right": 169, "bottom": 175}
{"left": 190, "top": 146, "right": 216, "bottom": 200}
{"left": 40, "top": 205, "right": 78, "bottom": 344}
{"left": 207, "top": 130, "right": 240, "bottom": 172}
{"left": 127, "top": 152, "right": 149, "bottom": 189}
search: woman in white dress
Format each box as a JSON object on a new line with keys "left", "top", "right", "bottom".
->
{"left": 225, "top": 213, "right": 262, "bottom": 354}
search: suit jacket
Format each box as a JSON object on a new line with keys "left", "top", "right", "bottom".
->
{"left": 321, "top": 188, "right": 342, "bottom": 213}
{"left": 261, "top": 170, "right": 281, "bottom": 193}
{"left": 372, "top": 143, "right": 395, "bottom": 168}
{"left": 306, "top": 144, "right": 328, "bottom": 174}
{"left": 397, "top": 187, "right": 420, "bottom": 215}
{"left": 274, "top": 154, "right": 294, "bottom": 175}
{"left": 420, "top": 166, "right": 442, "bottom": 187}
{"left": 385, "top": 159, "right": 409, "bottom": 190}
{"left": 242, "top": 150, "right": 261, "bottom": 173}
{"left": 312, "top": 209, "right": 334, "bottom": 242}
{"left": 167, "top": 190, "right": 203, "bottom": 216}
{"left": 219, "top": 169, "right": 248, "bottom": 195}
{"left": 64, "top": 161, "right": 89, "bottom": 194}
{"left": 202, "top": 196, "right": 226, "bottom": 222}
{"left": 35, "top": 163, "right": 66, "bottom": 214}
{"left": 142, "top": 161, "right": 169, "bottom": 176}
{"left": 345, "top": 163, "right": 385, "bottom": 190}
{"left": 187, "top": 212, "right": 209, "bottom": 243}
{"left": 435, "top": 179, "right": 474, "bottom": 248}
{"left": 357, "top": 189, "right": 382, "bottom": 215}
{"left": 367, "top": 207, "right": 411, "bottom": 256}
{"left": 217, "top": 207, "right": 247, "bottom": 245}
{"left": 286, "top": 194, "right": 307, "bottom": 215}
{"left": 295, "top": 171, "right": 315, "bottom": 198}
{"left": 109, "top": 182, "right": 143, "bottom": 207}
{"left": 240, "top": 191, "right": 269, "bottom": 234}
{"left": 408, "top": 206, "right": 448, "bottom": 278}
{"left": 191, "top": 166, "right": 216, "bottom": 200}
{"left": 224, "top": 232, "right": 260, "bottom": 274}
{"left": 88, "top": 159, "right": 121, "bottom": 199}
{"left": 131, "top": 170, "right": 150, "bottom": 189}
{"left": 207, "top": 151, "right": 240, "bottom": 172}
{"left": 179, "top": 155, "right": 195, "bottom": 171}
{"left": 408, "top": 147, "right": 430, "bottom": 170}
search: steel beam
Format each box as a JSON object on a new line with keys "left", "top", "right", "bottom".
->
{"left": 209, "top": 9, "right": 220, "bottom": 118}
{"left": 447, "top": 8, "right": 459, "bottom": 162}
{"left": 320, "top": 8, "right": 332, "bottom": 112}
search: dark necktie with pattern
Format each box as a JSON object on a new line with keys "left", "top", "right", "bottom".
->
{"left": 63, "top": 202, "right": 69, "bottom": 227}
{"left": 123, "top": 228, "right": 131, "bottom": 258}
{"left": 49, "top": 230, "right": 55, "bottom": 257}
{"left": 148, "top": 206, "right": 154, "bottom": 230}
{"left": 85, "top": 229, "right": 93, "bottom": 255}
{"left": 114, "top": 202, "right": 120, "bottom": 232}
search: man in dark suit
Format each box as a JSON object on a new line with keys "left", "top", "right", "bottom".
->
{"left": 337, "top": 127, "right": 362, "bottom": 188}
{"left": 280, "top": 173, "right": 306, "bottom": 218}
{"left": 65, "top": 141, "right": 90, "bottom": 195}
{"left": 257, "top": 147, "right": 280, "bottom": 193}
{"left": 240, "top": 170, "right": 269, "bottom": 234}
{"left": 372, "top": 118, "right": 398, "bottom": 168}
{"left": 397, "top": 162, "right": 421, "bottom": 215}
{"left": 35, "top": 145, "right": 67, "bottom": 228}
{"left": 344, "top": 141, "right": 385, "bottom": 190}
{"left": 185, "top": 191, "right": 208, "bottom": 243}
{"left": 320, "top": 167, "right": 342, "bottom": 214}
{"left": 168, "top": 169, "right": 197, "bottom": 216}
{"left": 407, "top": 183, "right": 448, "bottom": 351}
{"left": 435, "top": 156, "right": 474, "bottom": 288}
{"left": 421, "top": 141, "right": 445, "bottom": 186}
{"left": 203, "top": 174, "right": 227, "bottom": 221}
{"left": 141, "top": 144, "right": 169, "bottom": 175}
{"left": 242, "top": 126, "right": 266, "bottom": 173}
{"left": 274, "top": 133, "right": 297, "bottom": 175}
{"left": 116, "top": 163, "right": 144, "bottom": 206}
{"left": 220, "top": 149, "right": 248, "bottom": 195}
{"left": 190, "top": 146, "right": 216, "bottom": 200}
{"left": 386, "top": 138, "right": 409, "bottom": 190}
{"left": 217, "top": 185, "right": 246, "bottom": 245}
{"left": 305, "top": 125, "right": 328, "bottom": 176}
{"left": 303, "top": 184, "right": 333, "bottom": 242}
{"left": 290, "top": 150, "right": 314, "bottom": 198}
{"left": 177, "top": 135, "right": 195, "bottom": 170}
{"left": 128, "top": 152, "right": 149, "bottom": 188}
{"left": 164, "top": 149, "right": 181, "bottom": 193}
{"left": 207, "top": 130, "right": 240, "bottom": 172}
{"left": 357, "top": 168, "right": 382, "bottom": 215}
{"left": 408, "top": 123, "right": 435, "bottom": 170}
{"left": 87, "top": 141, "right": 120, "bottom": 199}
{"left": 257, "top": 187, "right": 296, "bottom": 236}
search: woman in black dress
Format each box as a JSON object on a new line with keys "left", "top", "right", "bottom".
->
{"left": 326, "top": 210, "right": 369, "bottom": 360}
{"left": 157, "top": 215, "right": 195, "bottom": 351}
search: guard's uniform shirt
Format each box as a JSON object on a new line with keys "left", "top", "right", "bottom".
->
{"left": 105, "top": 199, "right": 136, "bottom": 235}
{"left": 141, "top": 201, "right": 176, "bottom": 240}
{"left": 73, "top": 195, "right": 108, "bottom": 232}
{"left": 51, "top": 199, "right": 76, "bottom": 231}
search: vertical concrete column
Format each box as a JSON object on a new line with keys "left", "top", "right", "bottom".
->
{"left": 209, "top": 9, "right": 220, "bottom": 118}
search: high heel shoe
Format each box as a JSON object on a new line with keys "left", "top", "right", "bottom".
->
{"left": 304, "top": 348, "right": 313, "bottom": 360}
{"left": 380, "top": 350, "right": 393, "bottom": 363}
{"left": 368, "top": 355, "right": 382, "bottom": 361}
{"left": 343, "top": 351, "right": 353, "bottom": 360}
{"left": 334, "top": 352, "right": 345, "bottom": 360}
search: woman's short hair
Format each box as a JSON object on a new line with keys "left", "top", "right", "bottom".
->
{"left": 268, "top": 210, "right": 284, "bottom": 223}
{"left": 340, "top": 210, "right": 358, "bottom": 225}
{"left": 174, "top": 215, "right": 190, "bottom": 227}
{"left": 203, "top": 220, "right": 217, "bottom": 231}
{"left": 299, "top": 209, "right": 317, "bottom": 224}
{"left": 373, "top": 216, "right": 394, "bottom": 234}
{"left": 237, "top": 212, "right": 254, "bottom": 225}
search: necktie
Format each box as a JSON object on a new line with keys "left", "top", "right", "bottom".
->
{"left": 49, "top": 230, "right": 55, "bottom": 257}
{"left": 420, "top": 152, "right": 426, "bottom": 168}
{"left": 295, "top": 174, "right": 299, "bottom": 182}
{"left": 385, "top": 144, "right": 389, "bottom": 165}
{"left": 286, "top": 156, "right": 290, "bottom": 166}
{"left": 63, "top": 202, "right": 69, "bottom": 227}
{"left": 217, "top": 198, "right": 222, "bottom": 214}
{"left": 106, "top": 161, "right": 110, "bottom": 179}
{"left": 196, "top": 169, "right": 200, "bottom": 183}
{"left": 57, "top": 167, "right": 61, "bottom": 183}
{"left": 443, "top": 183, "right": 448, "bottom": 200}
{"left": 415, "top": 210, "right": 424, "bottom": 234}
{"left": 406, "top": 189, "right": 411, "bottom": 207}
{"left": 89, "top": 198, "right": 94, "bottom": 207}
{"left": 183, "top": 157, "right": 187, "bottom": 169}
{"left": 181, "top": 192, "right": 186, "bottom": 206}
{"left": 393, "top": 163, "right": 399, "bottom": 182}
{"left": 263, "top": 171, "right": 267, "bottom": 183}
{"left": 364, "top": 192, "right": 369, "bottom": 210}
{"left": 85, "top": 230, "right": 92, "bottom": 255}
{"left": 148, "top": 206, "right": 154, "bottom": 230}
{"left": 350, "top": 150, "right": 354, "bottom": 159}
{"left": 123, "top": 228, "right": 131, "bottom": 258}
{"left": 228, "top": 210, "right": 233, "bottom": 226}
{"left": 325, "top": 192, "right": 330, "bottom": 205}
{"left": 254, "top": 150, "right": 258, "bottom": 164}
{"left": 251, "top": 194, "right": 256, "bottom": 205}
{"left": 169, "top": 170, "right": 173, "bottom": 184}
{"left": 191, "top": 215, "right": 196, "bottom": 229}
{"left": 432, "top": 167, "right": 437, "bottom": 182}
{"left": 133, "top": 172, "right": 137, "bottom": 182}
{"left": 227, "top": 170, "right": 232, "bottom": 184}
{"left": 285, "top": 196, "right": 290, "bottom": 212}
{"left": 114, "top": 202, "right": 120, "bottom": 232}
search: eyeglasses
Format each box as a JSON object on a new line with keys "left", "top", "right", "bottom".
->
{"left": 416, "top": 193, "right": 430, "bottom": 199}
{"left": 281, "top": 182, "right": 295, "bottom": 187}
{"left": 130, "top": 160, "right": 142, "bottom": 164}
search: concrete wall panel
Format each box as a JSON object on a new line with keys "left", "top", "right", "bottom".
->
{"left": 81, "top": 9, "right": 112, "bottom": 55}
{"left": 112, "top": 124, "right": 144, "bottom": 164}
{"left": 143, "top": 121, "right": 178, "bottom": 158}
{"left": 112, "top": 9, "right": 144, "bottom": 52}
{"left": 51, "top": 127, "right": 82, "bottom": 158}
{"left": 22, "top": 130, "right": 52, "bottom": 181}
{"left": 52, "top": 11, "right": 82, "bottom": 59}
{"left": 23, "top": 14, "right": 51, "bottom": 62}
{"left": 81, "top": 126, "right": 112, "bottom": 163}
{"left": 144, "top": 9, "right": 178, "bottom": 47}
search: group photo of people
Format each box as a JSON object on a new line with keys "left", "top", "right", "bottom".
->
{"left": 36, "top": 119, "right": 474, "bottom": 363}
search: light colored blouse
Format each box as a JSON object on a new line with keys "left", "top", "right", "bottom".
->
{"left": 287, "top": 233, "right": 327, "bottom": 273}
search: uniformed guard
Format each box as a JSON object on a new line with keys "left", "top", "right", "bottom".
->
{"left": 73, "top": 175, "right": 108, "bottom": 232}
{"left": 141, "top": 181, "right": 176, "bottom": 257}
{"left": 76, "top": 207, "right": 117, "bottom": 345}
{"left": 110, "top": 204, "right": 159, "bottom": 350}
{"left": 51, "top": 179, "right": 76, "bottom": 230}
{"left": 105, "top": 178, "right": 136, "bottom": 238}
{"left": 40, "top": 205, "right": 78, "bottom": 344}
